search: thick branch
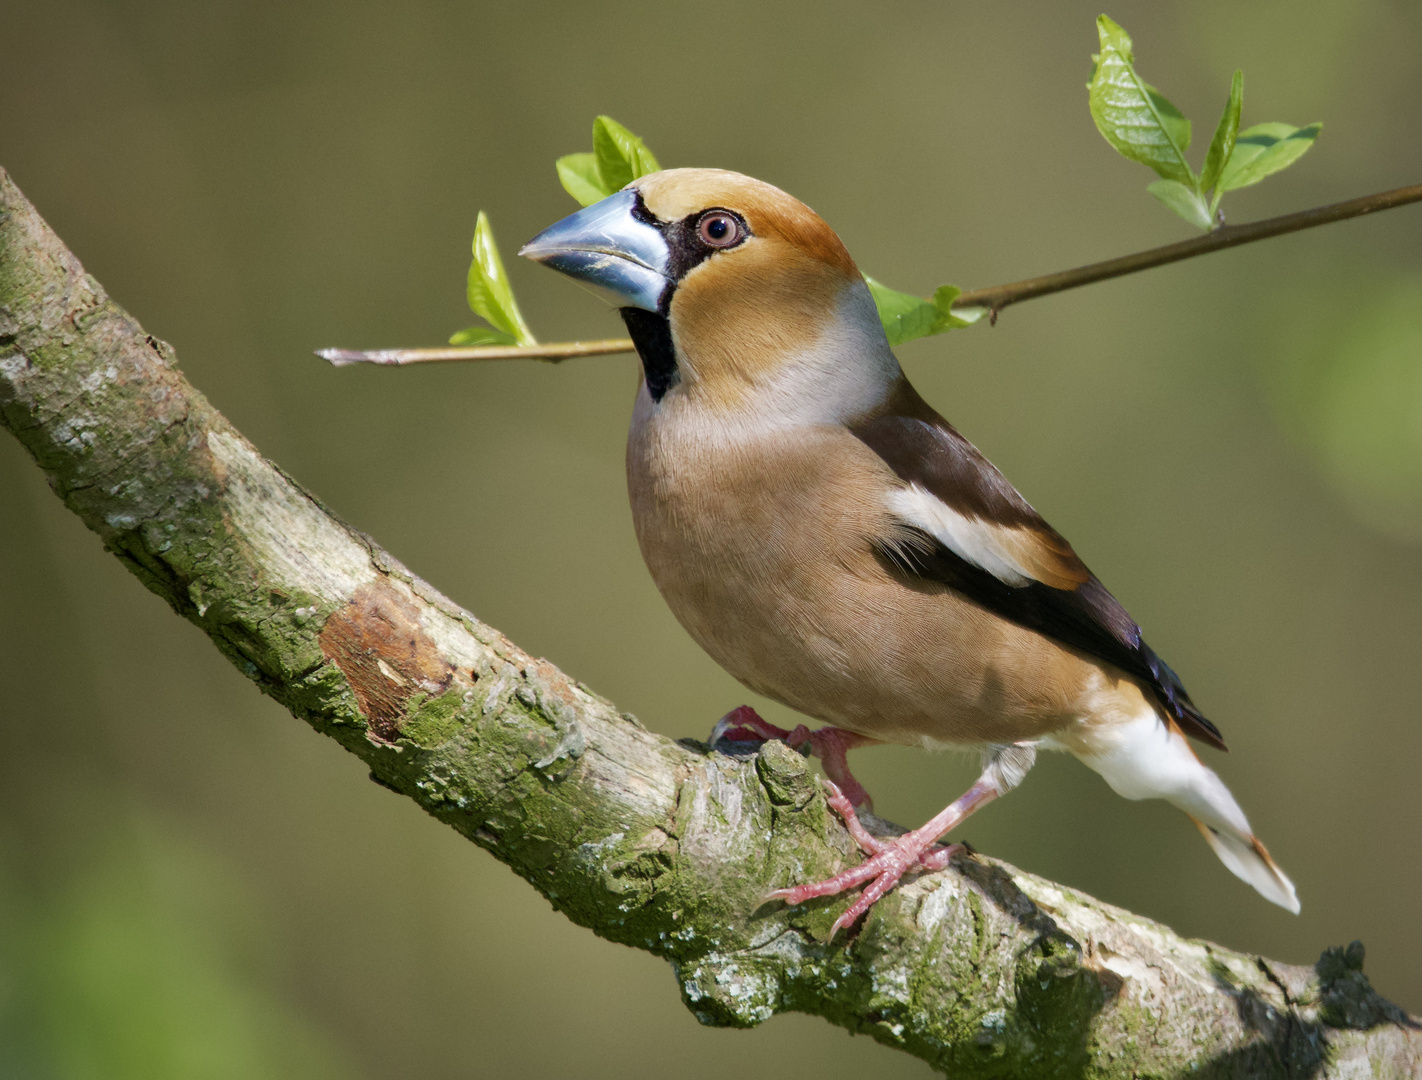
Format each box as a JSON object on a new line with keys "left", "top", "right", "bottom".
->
{"left": 2, "top": 166, "right": 1418, "bottom": 1078}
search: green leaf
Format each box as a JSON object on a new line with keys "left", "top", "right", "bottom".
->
{"left": 1094, "top": 10, "right": 1132, "bottom": 55}
{"left": 1217, "top": 121, "right": 1322, "bottom": 193}
{"left": 556, "top": 153, "right": 609, "bottom": 207}
{"left": 865, "top": 277, "right": 939, "bottom": 346}
{"left": 864, "top": 277, "right": 979, "bottom": 346}
{"left": 931, "top": 285, "right": 986, "bottom": 328}
{"left": 1088, "top": 15, "right": 1195, "bottom": 187}
{"left": 1146, "top": 86, "right": 1192, "bottom": 155}
{"left": 448, "top": 325, "right": 517, "bottom": 347}
{"left": 463, "top": 211, "right": 536, "bottom": 347}
{"left": 1147, "top": 179, "right": 1215, "bottom": 231}
{"left": 556, "top": 118, "right": 663, "bottom": 205}
{"left": 592, "top": 115, "right": 661, "bottom": 193}
{"left": 1200, "top": 69, "right": 1243, "bottom": 197}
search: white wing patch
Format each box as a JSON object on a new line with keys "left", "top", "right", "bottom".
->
{"left": 885, "top": 483, "right": 1035, "bottom": 586}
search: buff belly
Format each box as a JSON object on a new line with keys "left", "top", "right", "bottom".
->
{"left": 627, "top": 400, "right": 1122, "bottom": 748}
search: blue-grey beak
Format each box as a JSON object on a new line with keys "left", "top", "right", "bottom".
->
{"left": 519, "top": 189, "right": 671, "bottom": 313}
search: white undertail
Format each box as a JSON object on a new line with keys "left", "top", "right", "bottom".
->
{"left": 1061, "top": 706, "right": 1299, "bottom": 913}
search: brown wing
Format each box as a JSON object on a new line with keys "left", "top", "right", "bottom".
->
{"left": 851, "top": 381, "right": 1226, "bottom": 751}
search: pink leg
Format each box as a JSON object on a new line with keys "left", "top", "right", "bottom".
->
{"left": 709, "top": 706, "right": 879, "bottom": 810}
{"left": 770, "top": 775, "right": 997, "bottom": 939}
{"left": 801, "top": 727, "right": 878, "bottom": 811}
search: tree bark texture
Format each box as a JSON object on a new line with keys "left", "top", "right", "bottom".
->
{"left": 2, "top": 165, "right": 1419, "bottom": 1078}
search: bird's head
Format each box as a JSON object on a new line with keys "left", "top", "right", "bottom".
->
{"left": 521, "top": 168, "right": 897, "bottom": 415}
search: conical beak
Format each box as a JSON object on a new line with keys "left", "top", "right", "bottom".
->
{"left": 519, "top": 189, "right": 671, "bottom": 313}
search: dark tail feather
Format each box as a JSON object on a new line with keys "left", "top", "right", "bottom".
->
{"left": 1143, "top": 645, "right": 1227, "bottom": 751}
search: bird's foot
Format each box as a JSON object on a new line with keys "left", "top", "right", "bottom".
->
{"left": 709, "top": 706, "right": 877, "bottom": 810}
{"left": 709, "top": 704, "right": 794, "bottom": 745}
{"left": 768, "top": 780, "right": 965, "bottom": 938}
{"left": 768, "top": 777, "right": 992, "bottom": 939}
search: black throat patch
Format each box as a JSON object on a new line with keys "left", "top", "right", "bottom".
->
{"left": 620, "top": 307, "right": 679, "bottom": 402}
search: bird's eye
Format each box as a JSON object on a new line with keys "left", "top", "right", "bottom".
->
{"left": 697, "top": 211, "right": 743, "bottom": 248}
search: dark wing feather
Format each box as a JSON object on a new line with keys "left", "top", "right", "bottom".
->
{"left": 853, "top": 396, "right": 1225, "bottom": 751}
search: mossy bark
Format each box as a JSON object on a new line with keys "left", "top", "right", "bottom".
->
{"left": 2, "top": 165, "right": 1418, "bottom": 1078}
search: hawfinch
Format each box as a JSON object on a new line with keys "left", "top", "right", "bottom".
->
{"left": 521, "top": 169, "right": 1298, "bottom": 935}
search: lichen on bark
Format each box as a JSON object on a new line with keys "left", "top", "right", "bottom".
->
{"left": 2, "top": 165, "right": 1419, "bottom": 1077}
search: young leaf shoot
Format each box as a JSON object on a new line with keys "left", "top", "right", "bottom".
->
{"left": 1089, "top": 15, "right": 1320, "bottom": 231}
{"left": 450, "top": 211, "right": 537, "bottom": 347}
{"left": 864, "top": 278, "right": 984, "bottom": 346}
{"left": 556, "top": 115, "right": 662, "bottom": 207}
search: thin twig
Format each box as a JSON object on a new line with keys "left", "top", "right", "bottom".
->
{"left": 317, "top": 339, "right": 634, "bottom": 366}
{"left": 952, "top": 180, "right": 1422, "bottom": 315}
{"left": 319, "top": 180, "right": 1422, "bottom": 365}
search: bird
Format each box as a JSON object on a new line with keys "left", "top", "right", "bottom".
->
{"left": 519, "top": 168, "right": 1299, "bottom": 936}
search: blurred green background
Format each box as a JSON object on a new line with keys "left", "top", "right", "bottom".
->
{"left": 2, "top": 1, "right": 1420, "bottom": 1076}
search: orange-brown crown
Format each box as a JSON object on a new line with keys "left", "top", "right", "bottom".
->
{"left": 636, "top": 169, "right": 858, "bottom": 280}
